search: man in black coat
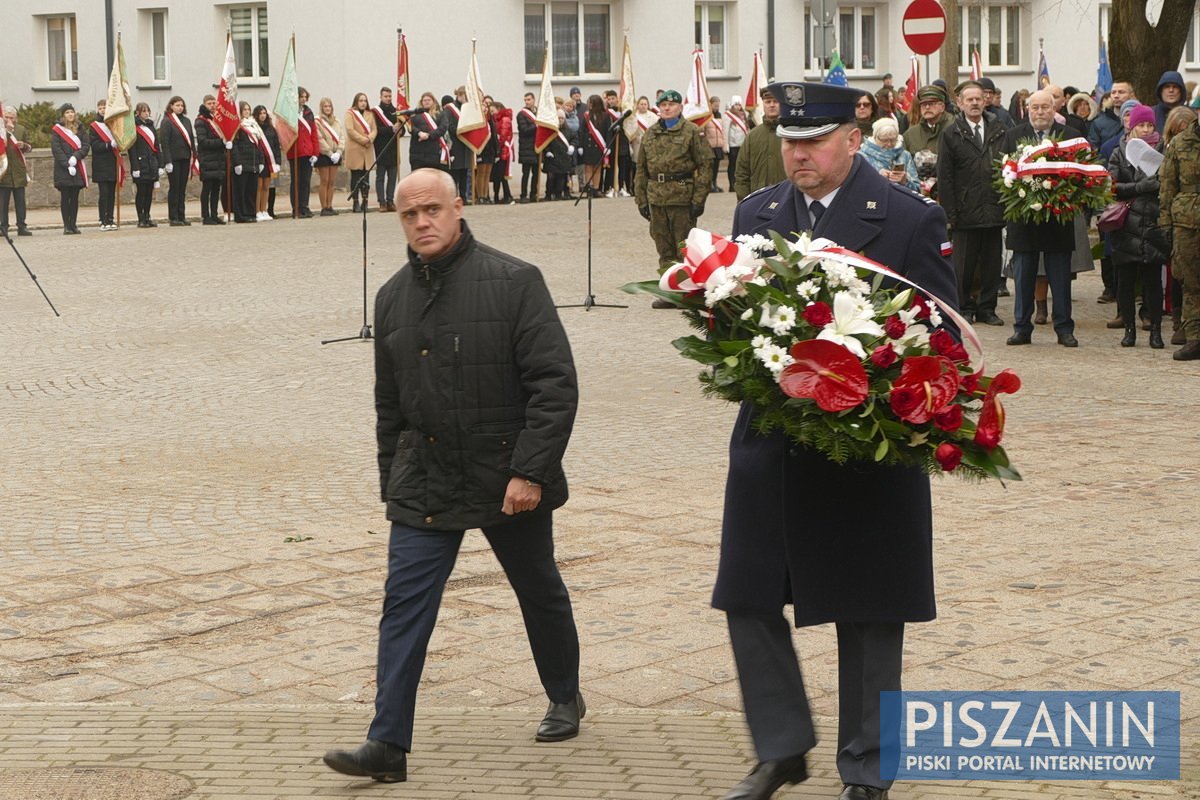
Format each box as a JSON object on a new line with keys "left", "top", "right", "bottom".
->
{"left": 1003, "top": 89, "right": 1084, "bottom": 347}
{"left": 716, "top": 82, "right": 958, "bottom": 800}
{"left": 323, "top": 169, "right": 583, "bottom": 784}
{"left": 938, "top": 81, "right": 1007, "bottom": 325}
{"left": 88, "top": 99, "right": 121, "bottom": 231}
{"left": 372, "top": 87, "right": 404, "bottom": 212}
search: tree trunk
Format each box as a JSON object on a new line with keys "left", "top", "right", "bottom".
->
{"left": 941, "top": 0, "right": 961, "bottom": 93}
{"left": 1109, "top": 0, "right": 1197, "bottom": 103}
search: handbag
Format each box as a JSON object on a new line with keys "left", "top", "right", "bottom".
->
{"left": 1097, "top": 200, "right": 1131, "bottom": 233}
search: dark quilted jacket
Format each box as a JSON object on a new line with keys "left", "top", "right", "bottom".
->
{"left": 1108, "top": 141, "right": 1170, "bottom": 267}
{"left": 374, "top": 223, "right": 577, "bottom": 530}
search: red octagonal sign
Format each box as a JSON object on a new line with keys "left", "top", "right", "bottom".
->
{"left": 903, "top": 0, "right": 947, "bottom": 56}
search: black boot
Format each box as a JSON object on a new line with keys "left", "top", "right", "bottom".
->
{"left": 1149, "top": 326, "right": 1165, "bottom": 349}
{"left": 1120, "top": 324, "right": 1136, "bottom": 347}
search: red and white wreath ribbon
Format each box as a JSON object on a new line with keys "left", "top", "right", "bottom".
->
{"left": 1001, "top": 136, "right": 1108, "bottom": 182}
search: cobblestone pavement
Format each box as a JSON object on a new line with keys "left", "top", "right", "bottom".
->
{"left": 0, "top": 191, "right": 1196, "bottom": 798}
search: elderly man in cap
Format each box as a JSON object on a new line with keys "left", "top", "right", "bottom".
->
{"left": 902, "top": 84, "right": 955, "bottom": 156}
{"left": 716, "top": 81, "right": 958, "bottom": 800}
{"left": 634, "top": 88, "right": 712, "bottom": 307}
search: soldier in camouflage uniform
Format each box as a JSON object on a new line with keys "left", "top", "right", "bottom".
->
{"left": 635, "top": 89, "right": 713, "bottom": 292}
{"left": 1158, "top": 115, "right": 1200, "bottom": 360}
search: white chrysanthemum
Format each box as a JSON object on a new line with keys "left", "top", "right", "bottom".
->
{"left": 1018, "top": 188, "right": 1027, "bottom": 198}
{"left": 704, "top": 278, "right": 739, "bottom": 305}
{"left": 1042, "top": 179, "right": 1053, "bottom": 189}
{"left": 754, "top": 342, "right": 793, "bottom": 375}
{"left": 796, "top": 279, "right": 820, "bottom": 300}
{"left": 821, "top": 261, "right": 871, "bottom": 295}
{"left": 734, "top": 233, "right": 774, "bottom": 257}
{"left": 758, "top": 303, "right": 798, "bottom": 336}
{"left": 751, "top": 334, "right": 773, "bottom": 349}
{"left": 927, "top": 305, "right": 943, "bottom": 327}
{"left": 740, "top": 307, "right": 755, "bottom": 321}
{"left": 1030, "top": 202, "right": 1043, "bottom": 211}
{"left": 1004, "top": 177, "right": 1014, "bottom": 188}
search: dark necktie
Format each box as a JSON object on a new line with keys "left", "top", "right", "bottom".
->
{"left": 1037, "top": 129, "right": 1045, "bottom": 142}
{"left": 810, "top": 200, "right": 825, "bottom": 229}
{"left": 975, "top": 123, "right": 984, "bottom": 148}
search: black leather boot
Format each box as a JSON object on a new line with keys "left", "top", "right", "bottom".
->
{"left": 1120, "top": 324, "right": 1136, "bottom": 347}
{"left": 1149, "top": 325, "right": 1165, "bottom": 349}
{"left": 323, "top": 739, "right": 407, "bottom": 782}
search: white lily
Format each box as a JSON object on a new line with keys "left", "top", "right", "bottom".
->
{"left": 816, "top": 292, "right": 885, "bottom": 359}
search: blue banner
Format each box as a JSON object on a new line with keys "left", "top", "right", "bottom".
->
{"left": 881, "top": 691, "right": 1180, "bottom": 781}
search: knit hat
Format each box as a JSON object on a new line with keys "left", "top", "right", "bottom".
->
{"left": 1120, "top": 99, "right": 1140, "bottom": 119}
{"left": 1128, "top": 104, "right": 1156, "bottom": 129}
{"left": 57, "top": 102, "right": 75, "bottom": 117}
{"left": 730, "top": 94, "right": 743, "bottom": 107}
{"left": 871, "top": 117, "right": 899, "bottom": 140}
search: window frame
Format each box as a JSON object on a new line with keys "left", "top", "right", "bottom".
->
{"left": 524, "top": 2, "right": 614, "bottom": 79}
{"left": 695, "top": 2, "right": 729, "bottom": 74}
{"left": 803, "top": 3, "right": 880, "bottom": 76}
{"left": 44, "top": 14, "right": 79, "bottom": 85}
{"left": 229, "top": 4, "right": 270, "bottom": 83}
{"left": 958, "top": 2, "right": 1022, "bottom": 73}
{"left": 147, "top": 9, "right": 170, "bottom": 83}
{"left": 1183, "top": 6, "right": 1200, "bottom": 67}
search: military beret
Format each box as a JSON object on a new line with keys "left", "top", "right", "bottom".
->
{"left": 657, "top": 89, "right": 683, "bottom": 104}
{"left": 916, "top": 85, "right": 947, "bottom": 104}
{"left": 766, "top": 81, "right": 862, "bottom": 140}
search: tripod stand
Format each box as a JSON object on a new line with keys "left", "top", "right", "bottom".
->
{"left": 557, "top": 117, "right": 627, "bottom": 312}
{"left": 3, "top": 230, "right": 60, "bottom": 316}
{"left": 321, "top": 115, "right": 404, "bottom": 345}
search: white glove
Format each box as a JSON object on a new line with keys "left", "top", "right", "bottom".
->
{"left": 68, "top": 166, "right": 76, "bottom": 176}
{"left": 68, "top": 155, "right": 77, "bottom": 167}
{"left": 234, "top": 165, "right": 243, "bottom": 176}
{"left": 158, "top": 168, "right": 166, "bottom": 177}
{"left": 310, "top": 156, "right": 318, "bottom": 166}
{"left": 154, "top": 181, "right": 161, "bottom": 189}
{"left": 331, "top": 152, "right": 341, "bottom": 164}
{"left": 225, "top": 140, "right": 233, "bottom": 150}
{"left": 165, "top": 162, "right": 174, "bottom": 174}
{"left": 132, "top": 170, "right": 141, "bottom": 178}
{"left": 568, "top": 145, "right": 576, "bottom": 156}
{"left": 256, "top": 164, "right": 264, "bottom": 174}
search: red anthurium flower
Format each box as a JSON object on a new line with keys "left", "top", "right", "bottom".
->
{"left": 889, "top": 355, "right": 961, "bottom": 424}
{"left": 935, "top": 443, "right": 963, "bottom": 471}
{"left": 961, "top": 370, "right": 981, "bottom": 395}
{"left": 974, "top": 369, "right": 1022, "bottom": 449}
{"left": 884, "top": 314, "right": 906, "bottom": 339}
{"left": 802, "top": 301, "right": 834, "bottom": 327}
{"left": 870, "top": 342, "right": 898, "bottom": 369}
{"left": 779, "top": 339, "right": 870, "bottom": 412}
{"left": 929, "top": 329, "right": 970, "bottom": 363}
{"left": 933, "top": 404, "right": 963, "bottom": 432}
{"left": 911, "top": 296, "right": 933, "bottom": 320}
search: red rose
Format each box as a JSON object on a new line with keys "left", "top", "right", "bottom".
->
{"left": 889, "top": 384, "right": 925, "bottom": 419}
{"left": 934, "top": 404, "right": 963, "bottom": 432}
{"left": 961, "top": 371, "right": 981, "bottom": 395}
{"left": 884, "top": 315, "right": 907, "bottom": 339}
{"left": 870, "top": 342, "right": 898, "bottom": 368}
{"left": 935, "top": 443, "right": 963, "bottom": 471}
{"left": 802, "top": 301, "right": 834, "bottom": 327}
{"left": 889, "top": 355, "right": 961, "bottom": 424}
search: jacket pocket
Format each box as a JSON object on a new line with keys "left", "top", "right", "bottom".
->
{"left": 386, "top": 430, "right": 424, "bottom": 499}
{"left": 466, "top": 430, "right": 518, "bottom": 503}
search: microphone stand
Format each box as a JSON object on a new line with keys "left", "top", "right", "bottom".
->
{"left": 3, "top": 230, "right": 60, "bottom": 316}
{"left": 558, "top": 114, "right": 629, "bottom": 312}
{"left": 320, "top": 113, "right": 405, "bottom": 344}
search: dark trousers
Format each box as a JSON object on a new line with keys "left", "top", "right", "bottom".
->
{"left": 520, "top": 162, "right": 539, "bottom": 200}
{"left": 234, "top": 172, "right": 257, "bottom": 221}
{"left": 0, "top": 185, "right": 28, "bottom": 233}
{"left": 134, "top": 182, "right": 154, "bottom": 222}
{"left": 349, "top": 169, "right": 369, "bottom": 207}
{"left": 727, "top": 612, "right": 904, "bottom": 790}
{"left": 711, "top": 147, "right": 723, "bottom": 188}
{"left": 727, "top": 147, "right": 740, "bottom": 191}
{"left": 290, "top": 157, "right": 313, "bottom": 215}
{"left": 1012, "top": 250, "right": 1073, "bottom": 337}
{"left": 450, "top": 167, "right": 469, "bottom": 201}
{"left": 952, "top": 227, "right": 1003, "bottom": 317}
{"left": 200, "top": 178, "right": 223, "bottom": 221}
{"left": 167, "top": 160, "right": 190, "bottom": 221}
{"left": 367, "top": 510, "right": 580, "bottom": 751}
{"left": 59, "top": 186, "right": 81, "bottom": 230}
{"left": 492, "top": 162, "right": 513, "bottom": 201}
{"left": 1118, "top": 262, "right": 1164, "bottom": 326}
{"left": 97, "top": 181, "right": 116, "bottom": 226}
{"left": 375, "top": 158, "right": 397, "bottom": 205}
{"left": 545, "top": 172, "right": 568, "bottom": 199}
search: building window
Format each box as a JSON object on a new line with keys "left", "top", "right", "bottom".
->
{"left": 804, "top": 4, "right": 877, "bottom": 73}
{"left": 695, "top": 3, "right": 727, "bottom": 72}
{"left": 46, "top": 15, "right": 79, "bottom": 83}
{"left": 230, "top": 5, "right": 269, "bottom": 78}
{"left": 960, "top": 3, "right": 1020, "bottom": 70}
{"left": 524, "top": 2, "right": 612, "bottom": 77}
{"left": 150, "top": 10, "right": 169, "bottom": 81}
{"left": 1184, "top": 8, "right": 1200, "bottom": 66}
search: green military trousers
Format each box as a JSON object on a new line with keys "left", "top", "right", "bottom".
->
{"left": 1173, "top": 228, "right": 1200, "bottom": 342}
{"left": 649, "top": 205, "right": 697, "bottom": 272}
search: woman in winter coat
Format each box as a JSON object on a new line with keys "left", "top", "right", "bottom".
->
{"left": 343, "top": 92, "right": 377, "bottom": 212}
{"left": 578, "top": 95, "right": 611, "bottom": 197}
{"left": 194, "top": 96, "right": 229, "bottom": 225}
{"left": 314, "top": 97, "right": 345, "bottom": 215}
{"left": 859, "top": 117, "right": 920, "bottom": 192}
{"left": 128, "top": 102, "right": 161, "bottom": 228}
{"left": 230, "top": 101, "right": 264, "bottom": 223}
{"left": 724, "top": 95, "right": 749, "bottom": 194}
{"left": 854, "top": 90, "right": 879, "bottom": 138}
{"left": 473, "top": 95, "right": 498, "bottom": 204}
{"left": 1107, "top": 103, "right": 1169, "bottom": 348}
{"left": 409, "top": 91, "right": 447, "bottom": 171}
{"left": 89, "top": 98, "right": 121, "bottom": 231}
{"left": 49, "top": 102, "right": 90, "bottom": 234}
{"left": 490, "top": 101, "right": 514, "bottom": 203}
{"left": 254, "top": 105, "right": 282, "bottom": 219}
{"left": 158, "top": 95, "right": 195, "bottom": 225}
{"left": 703, "top": 96, "right": 726, "bottom": 192}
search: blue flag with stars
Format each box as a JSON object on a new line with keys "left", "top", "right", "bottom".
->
{"left": 825, "top": 50, "right": 848, "bottom": 86}
{"left": 1096, "top": 39, "right": 1113, "bottom": 98}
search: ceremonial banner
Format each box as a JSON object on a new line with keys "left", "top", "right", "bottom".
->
{"left": 272, "top": 35, "right": 299, "bottom": 154}
{"left": 0, "top": 97, "right": 8, "bottom": 182}
{"left": 1037, "top": 47, "right": 1050, "bottom": 88}
{"left": 104, "top": 34, "right": 135, "bottom": 151}
{"left": 1096, "top": 39, "right": 1113, "bottom": 99}
{"left": 214, "top": 34, "right": 241, "bottom": 141}
{"left": 534, "top": 49, "right": 560, "bottom": 154}
{"left": 899, "top": 55, "right": 920, "bottom": 114}
{"left": 684, "top": 49, "right": 712, "bottom": 128}
{"left": 396, "top": 31, "right": 411, "bottom": 110}
{"left": 618, "top": 37, "right": 639, "bottom": 139}
{"left": 824, "top": 50, "right": 848, "bottom": 86}
{"left": 744, "top": 50, "right": 767, "bottom": 126}
{"left": 456, "top": 42, "right": 491, "bottom": 154}
{"left": 970, "top": 47, "right": 983, "bottom": 81}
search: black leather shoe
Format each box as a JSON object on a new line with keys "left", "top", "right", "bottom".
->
{"left": 1057, "top": 332, "right": 1079, "bottom": 347}
{"left": 323, "top": 739, "right": 407, "bottom": 783}
{"left": 723, "top": 753, "right": 808, "bottom": 800}
{"left": 1006, "top": 333, "right": 1031, "bottom": 345}
{"left": 17, "top": 228, "right": 33, "bottom": 236}
{"left": 976, "top": 313, "right": 1004, "bottom": 326}
{"left": 838, "top": 785, "right": 888, "bottom": 800}
{"left": 535, "top": 693, "right": 585, "bottom": 742}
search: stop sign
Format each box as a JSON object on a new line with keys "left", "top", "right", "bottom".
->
{"left": 903, "top": 0, "right": 947, "bottom": 56}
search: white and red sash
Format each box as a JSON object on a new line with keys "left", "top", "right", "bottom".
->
{"left": 316, "top": 117, "right": 341, "bottom": 147}
{"left": 607, "top": 108, "right": 621, "bottom": 121}
{"left": 167, "top": 112, "right": 200, "bottom": 176}
{"left": 199, "top": 115, "right": 226, "bottom": 143}
{"left": 349, "top": 109, "right": 372, "bottom": 136}
{"left": 136, "top": 123, "right": 160, "bottom": 166}
{"left": 585, "top": 115, "right": 608, "bottom": 164}
{"left": 519, "top": 107, "right": 537, "bottom": 127}
{"left": 420, "top": 111, "right": 449, "bottom": 163}
{"left": 728, "top": 113, "right": 749, "bottom": 137}
{"left": 52, "top": 124, "right": 89, "bottom": 187}
{"left": 371, "top": 105, "right": 394, "bottom": 128}
{"left": 245, "top": 121, "right": 278, "bottom": 175}
{"left": 637, "top": 110, "right": 658, "bottom": 132}
{"left": 89, "top": 120, "right": 126, "bottom": 186}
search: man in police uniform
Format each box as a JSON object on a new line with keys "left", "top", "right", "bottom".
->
{"left": 716, "top": 82, "right": 958, "bottom": 800}
{"left": 634, "top": 89, "right": 712, "bottom": 306}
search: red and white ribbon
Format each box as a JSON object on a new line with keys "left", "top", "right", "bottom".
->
{"left": 1004, "top": 136, "right": 1108, "bottom": 181}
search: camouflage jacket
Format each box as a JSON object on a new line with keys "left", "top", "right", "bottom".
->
{"left": 734, "top": 119, "right": 787, "bottom": 200}
{"left": 1159, "top": 121, "right": 1200, "bottom": 230}
{"left": 634, "top": 118, "right": 712, "bottom": 208}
